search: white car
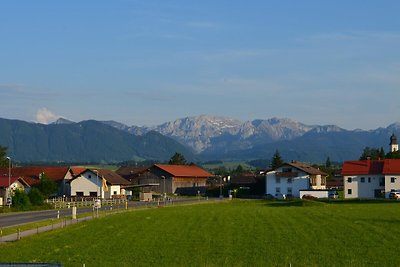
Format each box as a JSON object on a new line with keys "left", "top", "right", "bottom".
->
{"left": 389, "top": 192, "right": 400, "bottom": 199}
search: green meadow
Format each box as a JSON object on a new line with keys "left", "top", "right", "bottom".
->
{"left": 1, "top": 200, "right": 400, "bottom": 266}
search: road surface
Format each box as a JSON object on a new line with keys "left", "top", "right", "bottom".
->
{"left": 0, "top": 198, "right": 209, "bottom": 228}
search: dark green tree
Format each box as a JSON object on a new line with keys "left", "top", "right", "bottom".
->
{"left": 12, "top": 190, "right": 32, "bottom": 210}
{"left": 271, "top": 150, "right": 284, "bottom": 169}
{"left": 36, "top": 173, "right": 58, "bottom": 198}
{"left": 360, "top": 147, "right": 383, "bottom": 160}
{"left": 386, "top": 150, "right": 400, "bottom": 159}
{"left": 325, "top": 156, "right": 332, "bottom": 168}
{"left": 168, "top": 152, "right": 187, "bottom": 165}
{"left": 0, "top": 145, "right": 8, "bottom": 167}
{"left": 28, "top": 188, "right": 45, "bottom": 206}
{"left": 233, "top": 164, "right": 244, "bottom": 174}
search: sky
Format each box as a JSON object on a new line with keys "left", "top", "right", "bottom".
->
{"left": 1, "top": 1, "right": 400, "bottom": 130}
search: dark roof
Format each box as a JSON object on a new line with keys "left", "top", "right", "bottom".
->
{"left": 284, "top": 162, "right": 327, "bottom": 176}
{"left": 152, "top": 164, "right": 214, "bottom": 178}
{"left": 115, "top": 166, "right": 149, "bottom": 179}
{"left": 89, "top": 169, "right": 130, "bottom": 185}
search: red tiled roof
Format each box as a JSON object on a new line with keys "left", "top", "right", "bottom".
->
{"left": 342, "top": 160, "right": 385, "bottom": 175}
{"left": 153, "top": 164, "right": 214, "bottom": 178}
{"left": 382, "top": 159, "right": 400, "bottom": 174}
{"left": 0, "top": 176, "right": 30, "bottom": 187}
{"left": 70, "top": 167, "right": 87, "bottom": 176}
{"left": 0, "top": 167, "right": 69, "bottom": 186}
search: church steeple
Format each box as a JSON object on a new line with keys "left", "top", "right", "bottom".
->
{"left": 390, "top": 133, "right": 398, "bottom": 152}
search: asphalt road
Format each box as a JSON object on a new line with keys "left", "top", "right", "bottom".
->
{"left": 0, "top": 198, "right": 209, "bottom": 228}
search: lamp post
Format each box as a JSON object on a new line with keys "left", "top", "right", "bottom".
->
{"left": 6, "top": 156, "right": 11, "bottom": 207}
{"left": 94, "top": 170, "right": 99, "bottom": 199}
{"left": 219, "top": 176, "right": 223, "bottom": 199}
{"left": 161, "top": 176, "right": 166, "bottom": 203}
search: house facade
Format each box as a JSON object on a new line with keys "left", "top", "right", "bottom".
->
{"left": 69, "top": 169, "right": 130, "bottom": 199}
{"left": 149, "top": 164, "right": 214, "bottom": 195}
{"left": 0, "top": 176, "right": 30, "bottom": 205}
{"left": 342, "top": 159, "right": 400, "bottom": 199}
{"left": 266, "top": 161, "right": 327, "bottom": 198}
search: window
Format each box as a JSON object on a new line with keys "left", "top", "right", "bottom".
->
{"left": 275, "top": 177, "right": 281, "bottom": 184}
{"left": 347, "top": 177, "right": 352, "bottom": 183}
{"left": 89, "top": 192, "right": 97, "bottom": 197}
{"left": 391, "top": 177, "right": 396, "bottom": 183}
{"left": 368, "top": 177, "right": 371, "bottom": 183}
{"left": 379, "top": 177, "right": 385, "bottom": 186}
{"left": 347, "top": 189, "right": 352, "bottom": 195}
{"left": 321, "top": 177, "right": 326, "bottom": 186}
{"left": 361, "top": 177, "right": 365, "bottom": 183}
{"left": 88, "top": 175, "right": 92, "bottom": 179}
{"left": 287, "top": 178, "right": 292, "bottom": 184}
{"left": 311, "top": 177, "right": 316, "bottom": 186}
{"left": 76, "top": 192, "right": 84, "bottom": 197}
{"left": 113, "top": 191, "right": 118, "bottom": 195}
{"left": 276, "top": 187, "right": 281, "bottom": 193}
{"left": 287, "top": 187, "right": 292, "bottom": 194}
{"left": 282, "top": 168, "right": 292, "bottom": 173}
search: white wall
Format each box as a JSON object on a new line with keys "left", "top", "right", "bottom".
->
{"left": 385, "top": 175, "right": 400, "bottom": 198}
{"left": 266, "top": 171, "right": 310, "bottom": 198}
{"left": 70, "top": 173, "right": 100, "bottom": 197}
{"left": 344, "top": 175, "right": 384, "bottom": 199}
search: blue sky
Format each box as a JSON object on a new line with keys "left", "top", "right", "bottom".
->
{"left": 1, "top": 1, "right": 400, "bottom": 130}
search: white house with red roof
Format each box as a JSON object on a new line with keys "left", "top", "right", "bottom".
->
{"left": 0, "top": 176, "right": 30, "bottom": 205}
{"left": 342, "top": 159, "right": 400, "bottom": 199}
{"left": 266, "top": 161, "right": 327, "bottom": 198}
{"left": 69, "top": 169, "right": 130, "bottom": 199}
{"left": 149, "top": 164, "right": 214, "bottom": 195}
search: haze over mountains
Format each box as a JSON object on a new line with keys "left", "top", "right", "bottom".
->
{"left": 1, "top": 115, "right": 399, "bottom": 164}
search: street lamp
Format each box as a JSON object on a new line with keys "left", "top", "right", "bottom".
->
{"left": 161, "top": 176, "right": 166, "bottom": 203}
{"left": 93, "top": 170, "right": 99, "bottom": 199}
{"left": 6, "top": 156, "right": 11, "bottom": 207}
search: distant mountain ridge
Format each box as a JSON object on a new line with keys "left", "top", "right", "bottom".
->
{"left": 97, "top": 115, "right": 398, "bottom": 163}
{"left": 19, "top": 116, "right": 400, "bottom": 163}
{"left": 0, "top": 118, "right": 194, "bottom": 163}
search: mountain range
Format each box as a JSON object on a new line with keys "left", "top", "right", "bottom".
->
{"left": 1, "top": 115, "right": 399, "bottom": 164}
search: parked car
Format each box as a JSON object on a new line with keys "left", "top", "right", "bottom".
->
{"left": 275, "top": 193, "right": 286, "bottom": 200}
{"left": 389, "top": 192, "right": 400, "bottom": 199}
{"left": 302, "top": 194, "right": 318, "bottom": 200}
{"left": 328, "top": 191, "right": 338, "bottom": 199}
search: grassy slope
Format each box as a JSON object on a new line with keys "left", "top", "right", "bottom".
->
{"left": 1, "top": 200, "right": 400, "bottom": 266}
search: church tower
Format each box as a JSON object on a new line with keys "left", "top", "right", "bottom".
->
{"left": 390, "top": 133, "right": 398, "bottom": 152}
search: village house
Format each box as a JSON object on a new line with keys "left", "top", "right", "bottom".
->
{"left": 342, "top": 159, "right": 400, "bottom": 199}
{"left": 265, "top": 161, "right": 327, "bottom": 198}
{"left": 0, "top": 166, "right": 82, "bottom": 197}
{"left": 342, "top": 134, "right": 400, "bottom": 199}
{"left": 68, "top": 168, "right": 130, "bottom": 199}
{"left": 149, "top": 164, "right": 214, "bottom": 195}
{"left": 0, "top": 176, "right": 30, "bottom": 205}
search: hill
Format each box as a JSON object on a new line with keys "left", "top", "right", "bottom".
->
{"left": 0, "top": 118, "right": 194, "bottom": 163}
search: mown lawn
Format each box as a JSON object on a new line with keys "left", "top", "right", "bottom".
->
{"left": 1, "top": 200, "right": 400, "bottom": 266}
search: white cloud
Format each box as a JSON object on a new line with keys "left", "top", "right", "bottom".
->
{"left": 36, "top": 107, "right": 59, "bottom": 124}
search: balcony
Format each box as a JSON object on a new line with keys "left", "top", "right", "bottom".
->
{"left": 275, "top": 172, "right": 299, "bottom": 177}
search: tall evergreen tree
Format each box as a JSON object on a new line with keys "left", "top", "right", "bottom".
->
{"left": 0, "top": 145, "right": 8, "bottom": 167}
{"left": 168, "top": 152, "right": 187, "bottom": 165}
{"left": 270, "top": 150, "right": 284, "bottom": 169}
{"left": 325, "top": 156, "right": 332, "bottom": 168}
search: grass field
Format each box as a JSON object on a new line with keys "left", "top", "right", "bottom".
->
{"left": 1, "top": 200, "right": 400, "bottom": 266}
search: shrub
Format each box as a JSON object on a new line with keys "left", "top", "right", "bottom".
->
{"left": 12, "top": 190, "right": 32, "bottom": 210}
{"left": 28, "top": 188, "right": 45, "bottom": 206}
